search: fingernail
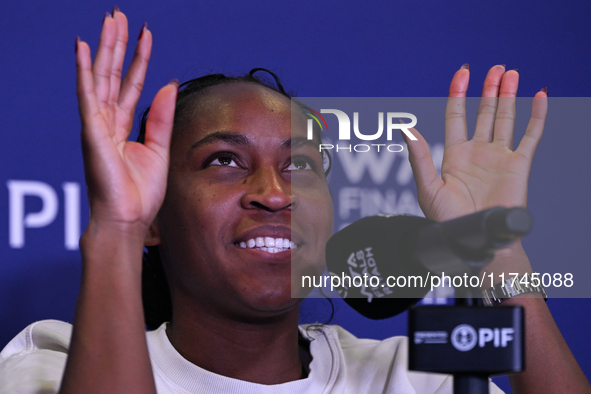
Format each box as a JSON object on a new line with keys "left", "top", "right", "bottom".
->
{"left": 75, "top": 36, "right": 80, "bottom": 54}
{"left": 103, "top": 12, "right": 112, "bottom": 24}
{"left": 510, "top": 68, "right": 519, "bottom": 74}
{"left": 461, "top": 64, "right": 470, "bottom": 70}
{"left": 138, "top": 22, "right": 147, "bottom": 41}
{"left": 398, "top": 120, "right": 409, "bottom": 142}
{"left": 499, "top": 64, "right": 506, "bottom": 68}
{"left": 169, "top": 78, "right": 180, "bottom": 87}
{"left": 400, "top": 129, "right": 408, "bottom": 143}
{"left": 112, "top": 5, "right": 120, "bottom": 15}
{"left": 541, "top": 87, "right": 548, "bottom": 95}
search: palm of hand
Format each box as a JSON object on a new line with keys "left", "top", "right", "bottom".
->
{"left": 423, "top": 140, "right": 530, "bottom": 222}
{"left": 94, "top": 128, "right": 168, "bottom": 226}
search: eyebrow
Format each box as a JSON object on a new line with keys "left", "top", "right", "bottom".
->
{"left": 190, "top": 132, "right": 319, "bottom": 153}
{"left": 282, "top": 136, "right": 320, "bottom": 150}
{"left": 190, "top": 131, "right": 251, "bottom": 151}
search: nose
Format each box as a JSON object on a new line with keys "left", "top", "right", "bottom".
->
{"left": 240, "top": 165, "right": 293, "bottom": 212}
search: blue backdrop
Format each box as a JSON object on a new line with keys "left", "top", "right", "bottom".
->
{"left": 1, "top": 1, "right": 589, "bottom": 392}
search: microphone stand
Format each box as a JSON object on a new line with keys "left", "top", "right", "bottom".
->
{"left": 408, "top": 208, "right": 528, "bottom": 394}
{"left": 452, "top": 274, "right": 489, "bottom": 394}
{"left": 409, "top": 263, "right": 525, "bottom": 394}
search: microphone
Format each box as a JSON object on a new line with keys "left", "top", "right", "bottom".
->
{"left": 325, "top": 207, "right": 532, "bottom": 320}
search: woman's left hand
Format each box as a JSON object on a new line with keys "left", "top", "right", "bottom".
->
{"left": 405, "top": 65, "right": 547, "bottom": 223}
{"left": 407, "top": 66, "right": 591, "bottom": 394}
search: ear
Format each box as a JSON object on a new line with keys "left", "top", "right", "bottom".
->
{"left": 144, "top": 219, "right": 161, "bottom": 246}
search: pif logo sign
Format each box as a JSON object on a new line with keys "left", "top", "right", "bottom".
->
{"left": 450, "top": 324, "right": 515, "bottom": 352}
{"left": 303, "top": 107, "right": 417, "bottom": 153}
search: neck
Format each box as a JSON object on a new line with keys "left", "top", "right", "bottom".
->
{"left": 166, "top": 299, "right": 305, "bottom": 385}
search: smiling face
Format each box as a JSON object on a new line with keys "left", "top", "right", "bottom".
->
{"left": 150, "top": 82, "right": 333, "bottom": 322}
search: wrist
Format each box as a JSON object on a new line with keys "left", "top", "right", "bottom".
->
{"left": 480, "top": 241, "right": 533, "bottom": 283}
{"left": 80, "top": 217, "right": 149, "bottom": 276}
{"left": 492, "top": 240, "right": 527, "bottom": 266}
{"left": 82, "top": 216, "right": 150, "bottom": 244}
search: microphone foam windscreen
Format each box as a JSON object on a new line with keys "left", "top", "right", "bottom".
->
{"left": 325, "top": 215, "right": 435, "bottom": 320}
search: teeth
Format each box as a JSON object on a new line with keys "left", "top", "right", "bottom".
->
{"left": 237, "top": 237, "right": 297, "bottom": 252}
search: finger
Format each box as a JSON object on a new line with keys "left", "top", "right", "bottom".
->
{"left": 76, "top": 38, "right": 100, "bottom": 123}
{"left": 118, "top": 24, "right": 151, "bottom": 112}
{"left": 78, "top": 38, "right": 113, "bottom": 168}
{"left": 144, "top": 81, "right": 179, "bottom": 162}
{"left": 402, "top": 127, "right": 443, "bottom": 202}
{"left": 445, "top": 65, "right": 470, "bottom": 148}
{"left": 107, "top": 8, "right": 129, "bottom": 105}
{"left": 472, "top": 65, "right": 506, "bottom": 142}
{"left": 493, "top": 70, "right": 519, "bottom": 148}
{"left": 92, "top": 13, "right": 117, "bottom": 108}
{"left": 516, "top": 88, "right": 547, "bottom": 161}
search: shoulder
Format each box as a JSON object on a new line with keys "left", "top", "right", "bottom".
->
{"left": 302, "top": 324, "right": 409, "bottom": 366}
{"left": 299, "top": 325, "right": 504, "bottom": 394}
{"left": 300, "top": 324, "right": 452, "bottom": 393}
{"left": 0, "top": 320, "right": 71, "bottom": 394}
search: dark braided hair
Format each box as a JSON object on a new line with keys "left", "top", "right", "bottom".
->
{"left": 137, "top": 68, "right": 331, "bottom": 329}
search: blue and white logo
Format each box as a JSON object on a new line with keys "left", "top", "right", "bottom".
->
{"left": 451, "top": 324, "right": 478, "bottom": 352}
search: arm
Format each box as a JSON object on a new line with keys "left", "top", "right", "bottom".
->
{"left": 405, "top": 65, "right": 591, "bottom": 393}
{"left": 492, "top": 245, "right": 590, "bottom": 393}
{"left": 60, "top": 10, "right": 177, "bottom": 393}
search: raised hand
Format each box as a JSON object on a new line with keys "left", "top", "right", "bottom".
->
{"left": 403, "top": 67, "right": 591, "bottom": 394}
{"left": 75, "top": 9, "right": 177, "bottom": 233}
{"left": 62, "top": 11, "right": 176, "bottom": 393}
{"left": 405, "top": 65, "right": 547, "bottom": 223}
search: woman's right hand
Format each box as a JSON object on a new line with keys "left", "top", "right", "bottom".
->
{"left": 76, "top": 9, "right": 177, "bottom": 235}
{"left": 60, "top": 12, "right": 175, "bottom": 393}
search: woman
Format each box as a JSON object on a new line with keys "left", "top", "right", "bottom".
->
{"left": 1, "top": 9, "right": 589, "bottom": 393}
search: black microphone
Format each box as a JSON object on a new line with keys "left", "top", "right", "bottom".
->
{"left": 325, "top": 207, "right": 532, "bottom": 320}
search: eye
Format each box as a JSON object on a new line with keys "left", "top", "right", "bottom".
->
{"left": 206, "top": 153, "right": 240, "bottom": 168}
{"left": 287, "top": 158, "right": 314, "bottom": 171}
